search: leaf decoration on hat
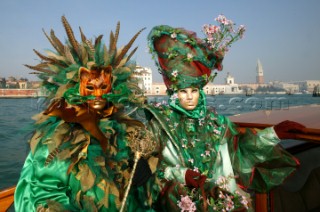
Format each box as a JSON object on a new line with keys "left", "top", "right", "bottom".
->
{"left": 148, "top": 14, "right": 245, "bottom": 91}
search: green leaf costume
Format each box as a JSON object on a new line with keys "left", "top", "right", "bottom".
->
{"left": 14, "top": 16, "right": 153, "bottom": 211}
{"left": 145, "top": 21, "right": 299, "bottom": 211}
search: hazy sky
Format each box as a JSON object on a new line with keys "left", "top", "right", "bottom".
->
{"left": 0, "top": 0, "right": 319, "bottom": 84}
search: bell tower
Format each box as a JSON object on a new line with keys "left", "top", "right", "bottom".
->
{"left": 256, "top": 59, "right": 264, "bottom": 84}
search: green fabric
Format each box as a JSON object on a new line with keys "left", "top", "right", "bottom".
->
{"left": 14, "top": 117, "right": 153, "bottom": 211}
{"left": 144, "top": 102, "right": 299, "bottom": 211}
{"left": 148, "top": 25, "right": 219, "bottom": 91}
{"left": 148, "top": 25, "right": 217, "bottom": 71}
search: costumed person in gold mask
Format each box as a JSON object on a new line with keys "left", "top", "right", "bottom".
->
{"left": 14, "top": 16, "right": 154, "bottom": 211}
{"left": 144, "top": 15, "right": 305, "bottom": 211}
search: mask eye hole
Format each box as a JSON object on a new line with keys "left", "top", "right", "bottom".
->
{"left": 86, "top": 85, "right": 94, "bottom": 91}
{"left": 101, "top": 85, "right": 108, "bottom": 90}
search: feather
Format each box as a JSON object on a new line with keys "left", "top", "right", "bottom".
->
{"left": 64, "top": 46, "right": 76, "bottom": 64}
{"left": 115, "top": 46, "right": 124, "bottom": 58}
{"left": 109, "top": 31, "right": 115, "bottom": 55}
{"left": 94, "top": 35, "right": 104, "bottom": 64}
{"left": 114, "top": 27, "right": 146, "bottom": 67}
{"left": 85, "top": 40, "right": 95, "bottom": 54}
{"left": 125, "top": 47, "right": 138, "bottom": 64}
{"left": 45, "top": 147, "right": 61, "bottom": 166}
{"left": 103, "top": 44, "right": 109, "bottom": 65}
{"left": 47, "top": 64, "right": 60, "bottom": 73}
{"left": 79, "top": 27, "right": 87, "bottom": 43}
{"left": 81, "top": 45, "right": 88, "bottom": 65}
{"left": 94, "top": 35, "right": 104, "bottom": 48}
{"left": 85, "top": 39, "right": 95, "bottom": 60}
{"left": 24, "top": 64, "right": 56, "bottom": 74}
{"left": 42, "top": 29, "right": 63, "bottom": 55}
{"left": 110, "top": 22, "right": 120, "bottom": 54}
{"left": 115, "top": 58, "right": 127, "bottom": 68}
{"left": 33, "top": 49, "right": 56, "bottom": 63}
{"left": 33, "top": 49, "right": 67, "bottom": 69}
{"left": 61, "top": 16, "right": 79, "bottom": 56}
{"left": 50, "top": 29, "right": 65, "bottom": 54}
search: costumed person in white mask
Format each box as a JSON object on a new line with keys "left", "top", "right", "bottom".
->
{"left": 144, "top": 15, "right": 305, "bottom": 211}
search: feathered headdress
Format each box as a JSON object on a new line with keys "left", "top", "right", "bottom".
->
{"left": 26, "top": 16, "right": 146, "bottom": 106}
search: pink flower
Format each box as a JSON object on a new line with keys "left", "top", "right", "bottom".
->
{"left": 240, "top": 195, "right": 249, "bottom": 209}
{"left": 155, "top": 102, "right": 162, "bottom": 107}
{"left": 170, "top": 93, "right": 178, "bottom": 101}
{"left": 219, "top": 191, "right": 225, "bottom": 199}
{"left": 215, "top": 14, "right": 232, "bottom": 25}
{"left": 202, "top": 14, "right": 245, "bottom": 55}
{"left": 208, "top": 25, "right": 220, "bottom": 34}
{"left": 177, "top": 195, "right": 196, "bottom": 212}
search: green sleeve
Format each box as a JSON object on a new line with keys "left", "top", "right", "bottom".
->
{"left": 14, "top": 144, "right": 76, "bottom": 211}
{"left": 225, "top": 117, "right": 299, "bottom": 193}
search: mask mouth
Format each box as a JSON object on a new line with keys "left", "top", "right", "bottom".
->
{"left": 87, "top": 98, "right": 107, "bottom": 110}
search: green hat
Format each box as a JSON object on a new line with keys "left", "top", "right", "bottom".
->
{"left": 148, "top": 15, "right": 245, "bottom": 92}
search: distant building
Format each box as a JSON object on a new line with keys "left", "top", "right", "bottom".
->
{"left": 271, "top": 81, "right": 299, "bottom": 93}
{"left": 0, "top": 78, "right": 6, "bottom": 88}
{"left": 291, "top": 80, "right": 320, "bottom": 93}
{"left": 6, "top": 76, "right": 19, "bottom": 88}
{"left": 204, "top": 83, "right": 225, "bottom": 95}
{"left": 151, "top": 82, "right": 167, "bottom": 95}
{"left": 30, "top": 81, "right": 42, "bottom": 89}
{"left": 204, "top": 72, "right": 243, "bottom": 95}
{"left": 256, "top": 59, "right": 264, "bottom": 84}
{"left": 134, "top": 66, "right": 153, "bottom": 94}
{"left": 238, "top": 83, "right": 265, "bottom": 91}
{"left": 18, "top": 79, "right": 31, "bottom": 89}
{"left": 224, "top": 72, "right": 242, "bottom": 94}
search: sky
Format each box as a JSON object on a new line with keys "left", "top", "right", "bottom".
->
{"left": 0, "top": 0, "right": 319, "bottom": 84}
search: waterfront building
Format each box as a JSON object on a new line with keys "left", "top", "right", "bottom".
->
{"left": 5, "top": 76, "right": 19, "bottom": 88}
{"left": 151, "top": 72, "right": 244, "bottom": 96}
{"left": 204, "top": 83, "right": 225, "bottom": 95}
{"left": 30, "top": 81, "right": 42, "bottom": 89}
{"left": 270, "top": 81, "right": 299, "bottom": 93}
{"left": 0, "top": 78, "right": 6, "bottom": 88}
{"left": 223, "top": 72, "right": 242, "bottom": 94}
{"left": 18, "top": 79, "right": 32, "bottom": 89}
{"left": 291, "top": 80, "right": 320, "bottom": 93}
{"left": 133, "top": 65, "right": 153, "bottom": 94}
{"left": 238, "top": 83, "right": 264, "bottom": 91}
{"left": 204, "top": 72, "right": 243, "bottom": 95}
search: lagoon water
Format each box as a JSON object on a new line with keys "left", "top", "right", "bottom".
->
{"left": 0, "top": 94, "right": 319, "bottom": 190}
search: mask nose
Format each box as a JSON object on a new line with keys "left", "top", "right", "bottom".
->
{"left": 186, "top": 92, "right": 193, "bottom": 100}
{"left": 94, "top": 89, "right": 103, "bottom": 98}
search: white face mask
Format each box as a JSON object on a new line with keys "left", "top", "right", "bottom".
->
{"left": 177, "top": 87, "right": 200, "bottom": 111}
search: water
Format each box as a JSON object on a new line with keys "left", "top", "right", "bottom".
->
{"left": 0, "top": 94, "right": 319, "bottom": 190}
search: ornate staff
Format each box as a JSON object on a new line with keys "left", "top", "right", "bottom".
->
{"left": 119, "top": 127, "right": 157, "bottom": 212}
